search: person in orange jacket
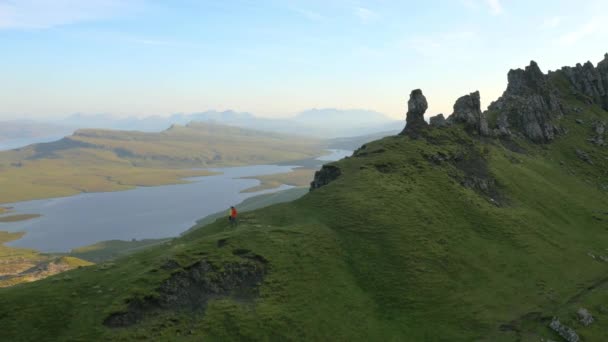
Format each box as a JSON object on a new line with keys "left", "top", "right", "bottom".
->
{"left": 228, "top": 206, "right": 238, "bottom": 227}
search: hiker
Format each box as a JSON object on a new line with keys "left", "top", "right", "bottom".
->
{"left": 228, "top": 206, "right": 238, "bottom": 227}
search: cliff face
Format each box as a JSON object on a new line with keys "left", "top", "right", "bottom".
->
{"left": 560, "top": 54, "right": 608, "bottom": 111}
{"left": 488, "top": 61, "right": 564, "bottom": 142}
{"left": 446, "top": 91, "right": 490, "bottom": 136}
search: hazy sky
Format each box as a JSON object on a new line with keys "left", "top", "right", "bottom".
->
{"left": 1, "top": 0, "right": 607, "bottom": 120}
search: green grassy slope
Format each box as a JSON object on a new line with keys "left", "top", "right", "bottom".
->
{"left": 1, "top": 103, "right": 607, "bottom": 340}
{"left": 2, "top": 69, "right": 608, "bottom": 340}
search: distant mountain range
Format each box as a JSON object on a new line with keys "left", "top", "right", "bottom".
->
{"left": 57, "top": 109, "right": 402, "bottom": 138}
{"left": 0, "top": 109, "right": 401, "bottom": 151}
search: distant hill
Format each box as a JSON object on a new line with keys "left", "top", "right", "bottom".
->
{"left": 0, "top": 122, "right": 323, "bottom": 203}
{"left": 59, "top": 109, "right": 402, "bottom": 138}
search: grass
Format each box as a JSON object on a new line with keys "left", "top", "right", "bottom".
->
{"left": 0, "top": 101, "right": 607, "bottom": 340}
{"left": 0, "top": 214, "right": 41, "bottom": 222}
{"left": 188, "top": 187, "right": 309, "bottom": 231}
{"left": 69, "top": 239, "right": 171, "bottom": 263}
{"left": 0, "top": 122, "right": 323, "bottom": 204}
{"left": 1, "top": 75, "right": 607, "bottom": 340}
{"left": 240, "top": 168, "right": 317, "bottom": 192}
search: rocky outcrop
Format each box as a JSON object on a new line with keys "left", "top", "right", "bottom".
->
{"left": 104, "top": 254, "right": 267, "bottom": 328}
{"left": 589, "top": 121, "right": 605, "bottom": 146}
{"left": 549, "top": 318, "right": 579, "bottom": 342}
{"left": 488, "top": 61, "right": 564, "bottom": 142}
{"left": 410, "top": 54, "right": 608, "bottom": 144}
{"left": 577, "top": 308, "right": 594, "bottom": 326}
{"left": 400, "top": 89, "right": 429, "bottom": 135}
{"left": 561, "top": 54, "right": 608, "bottom": 110}
{"left": 429, "top": 114, "right": 447, "bottom": 127}
{"left": 310, "top": 165, "right": 342, "bottom": 190}
{"left": 447, "top": 91, "right": 490, "bottom": 136}
{"left": 575, "top": 149, "right": 593, "bottom": 165}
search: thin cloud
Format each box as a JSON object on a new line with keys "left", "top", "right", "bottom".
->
{"left": 558, "top": 16, "right": 606, "bottom": 45}
{"left": 541, "top": 16, "right": 562, "bottom": 30}
{"left": 0, "top": 0, "right": 136, "bottom": 30}
{"left": 292, "top": 8, "right": 324, "bottom": 21}
{"left": 461, "top": 0, "right": 479, "bottom": 10}
{"left": 354, "top": 7, "right": 379, "bottom": 23}
{"left": 485, "top": 0, "right": 503, "bottom": 15}
{"left": 407, "top": 31, "right": 479, "bottom": 58}
{"left": 462, "top": 0, "right": 503, "bottom": 15}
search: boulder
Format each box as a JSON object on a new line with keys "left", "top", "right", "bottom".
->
{"left": 577, "top": 308, "right": 594, "bottom": 326}
{"left": 400, "top": 89, "right": 429, "bottom": 135}
{"left": 429, "top": 114, "right": 447, "bottom": 127}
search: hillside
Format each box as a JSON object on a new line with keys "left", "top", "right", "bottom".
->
{"left": 1, "top": 55, "right": 608, "bottom": 341}
{"left": 0, "top": 232, "right": 93, "bottom": 288}
{"left": 0, "top": 122, "right": 322, "bottom": 204}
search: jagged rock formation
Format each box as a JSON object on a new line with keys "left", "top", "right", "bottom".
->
{"left": 429, "top": 114, "right": 447, "bottom": 127}
{"left": 561, "top": 54, "right": 608, "bottom": 110}
{"left": 488, "top": 61, "right": 564, "bottom": 142}
{"left": 447, "top": 91, "right": 490, "bottom": 136}
{"left": 398, "top": 54, "right": 608, "bottom": 145}
{"left": 400, "top": 89, "right": 429, "bottom": 135}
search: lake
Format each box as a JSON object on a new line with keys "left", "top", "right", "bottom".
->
{"left": 0, "top": 150, "right": 352, "bottom": 252}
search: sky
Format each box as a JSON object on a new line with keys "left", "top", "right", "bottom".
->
{"left": 1, "top": 0, "right": 607, "bottom": 121}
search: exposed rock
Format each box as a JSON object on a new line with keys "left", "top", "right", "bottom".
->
{"left": 549, "top": 318, "right": 579, "bottom": 342}
{"left": 561, "top": 54, "right": 608, "bottom": 111}
{"left": 577, "top": 308, "right": 594, "bottom": 326}
{"left": 488, "top": 61, "right": 564, "bottom": 142}
{"left": 575, "top": 149, "right": 593, "bottom": 165}
{"left": 447, "top": 91, "right": 490, "bottom": 135}
{"left": 575, "top": 119, "right": 584, "bottom": 124}
{"left": 104, "top": 256, "right": 267, "bottom": 328}
{"left": 588, "top": 121, "right": 605, "bottom": 146}
{"left": 425, "top": 151, "right": 449, "bottom": 165}
{"left": 400, "top": 89, "right": 429, "bottom": 135}
{"left": 448, "top": 147, "right": 504, "bottom": 206}
{"left": 429, "top": 114, "right": 447, "bottom": 127}
{"left": 310, "top": 165, "right": 342, "bottom": 191}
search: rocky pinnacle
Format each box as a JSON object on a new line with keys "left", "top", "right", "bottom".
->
{"left": 400, "top": 89, "right": 429, "bottom": 135}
